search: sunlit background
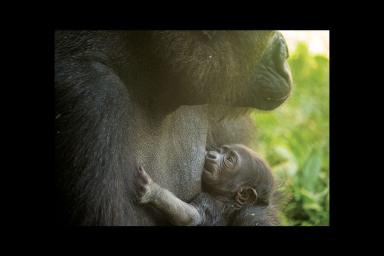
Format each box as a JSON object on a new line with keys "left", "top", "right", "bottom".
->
{"left": 251, "top": 31, "right": 329, "bottom": 226}
{"left": 282, "top": 31, "right": 329, "bottom": 57}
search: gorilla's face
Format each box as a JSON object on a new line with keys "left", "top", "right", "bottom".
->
{"left": 202, "top": 144, "right": 274, "bottom": 203}
{"left": 131, "top": 31, "right": 292, "bottom": 111}
{"left": 248, "top": 32, "right": 292, "bottom": 110}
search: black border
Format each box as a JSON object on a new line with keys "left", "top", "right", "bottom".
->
{"left": 37, "top": 14, "right": 346, "bottom": 246}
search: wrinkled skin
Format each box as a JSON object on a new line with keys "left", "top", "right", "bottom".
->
{"left": 55, "top": 31, "right": 292, "bottom": 225}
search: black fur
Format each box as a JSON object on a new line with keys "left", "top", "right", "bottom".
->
{"left": 189, "top": 194, "right": 279, "bottom": 226}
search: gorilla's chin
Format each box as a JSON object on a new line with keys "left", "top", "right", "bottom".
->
{"left": 253, "top": 77, "right": 292, "bottom": 110}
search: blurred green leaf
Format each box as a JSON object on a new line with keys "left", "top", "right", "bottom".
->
{"left": 303, "top": 203, "right": 322, "bottom": 211}
{"left": 301, "top": 150, "right": 323, "bottom": 191}
{"left": 251, "top": 40, "right": 329, "bottom": 226}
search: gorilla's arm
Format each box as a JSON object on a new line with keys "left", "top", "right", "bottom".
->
{"left": 55, "top": 59, "right": 138, "bottom": 225}
{"left": 135, "top": 167, "right": 202, "bottom": 226}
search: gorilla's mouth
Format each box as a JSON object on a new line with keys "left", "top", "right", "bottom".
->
{"left": 250, "top": 32, "right": 292, "bottom": 111}
{"left": 273, "top": 34, "right": 291, "bottom": 82}
{"left": 202, "top": 155, "right": 220, "bottom": 182}
{"left": 264, "top": 89, "right": 291, "bottom": 107}
{"left": 253, "top": 68, "right": 292, "bottom": 111}
{"left": 203, "top": 160, "right": 216, "bottom": 174}
{"left": 253, "top": 87, "right": 291, "bottom": 111}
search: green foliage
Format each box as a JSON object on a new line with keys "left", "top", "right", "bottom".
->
{"left": 251, "top": 43, "right": 329, "bottom": 226}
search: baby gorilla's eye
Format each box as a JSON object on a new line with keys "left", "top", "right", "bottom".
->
{"left": 223, "top": 152, "right": 236, "bottom": 168}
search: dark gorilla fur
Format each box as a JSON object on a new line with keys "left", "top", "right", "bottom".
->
{"left": 55, "top": 31, "right": 291, "bottom": 225}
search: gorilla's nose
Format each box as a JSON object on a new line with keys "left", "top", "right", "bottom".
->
{"left": 249, "top": 32, "right": 292, "bottom": 111}
{"left": 206, "top": 151, "right": 219, "bottom": 161}
{"left": 272, "top": 33, "right": 291, "bottom": 82}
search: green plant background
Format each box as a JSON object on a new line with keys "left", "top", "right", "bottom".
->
{"left": 250, "top": 43, "right": 329, "bottom": 226}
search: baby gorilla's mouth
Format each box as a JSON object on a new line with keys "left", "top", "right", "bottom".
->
{"left": 204, "top": 162, "right": 215, "bottom": 176}
{"left": 203, "top": 161, "right": 215, "bottom": 173}
{"left": 204, "top": 152, "right": 216, "bottom": 172}
{"left": 203, "top": 148, "right": 222, "bottom": 182}
{"left": 203, "top": 157, "right": 220, "bottom": 183}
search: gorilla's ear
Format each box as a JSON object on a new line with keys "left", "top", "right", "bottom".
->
{"left": 235, "top": 187, "right": 258, "bottom": 206}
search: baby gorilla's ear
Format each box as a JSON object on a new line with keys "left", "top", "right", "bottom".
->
{"left": 235, "top": 187, "right": 258, "bottom": 206}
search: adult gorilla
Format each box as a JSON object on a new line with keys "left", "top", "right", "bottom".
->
{"left": 55, "top": 31, "right": 292, "bottom": 225}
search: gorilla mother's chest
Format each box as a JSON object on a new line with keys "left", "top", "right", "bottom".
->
{"left": 134, "top": 105, "right": 208, "bottom": 201}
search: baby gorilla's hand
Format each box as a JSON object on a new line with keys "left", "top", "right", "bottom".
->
{"left": 134, "top": 166, "right": 155, "bottom": 204}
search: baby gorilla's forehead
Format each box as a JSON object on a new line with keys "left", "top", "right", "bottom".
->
{"left": 232, "top": 144, "right": 261, "bottom": 165}
{"left": 230, "top": 144, "right": 270, "bottom": 180}
{"left": 231, "top": 144, "right": 258, "bottom": 158}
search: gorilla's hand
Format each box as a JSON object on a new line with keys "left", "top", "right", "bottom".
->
{"left": 134, "top": 167, "right": 202, "bottom": 226}
{"left": 134, "top": 166, "right": 156, "bottom": 204}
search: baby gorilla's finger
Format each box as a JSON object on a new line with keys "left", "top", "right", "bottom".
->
{"left": 138, "top": 166, "right": 150, "bottom": 184}
{"left": 137, "top": 166, "right": 145, "bottom": 175}
{"left": 134, "top": 168, "right": 146, "bottom": 190}
{"left": 135, "top": 166, "right": 146, "bottom": 182}
{"left": 134, "top": 166, "right": 143, "bottom": 180}
{"left": 133, "top": 165, "right": 153, "bottom": 204}
{"left": 137, "top": 173, "right": 148, "bottom": 186}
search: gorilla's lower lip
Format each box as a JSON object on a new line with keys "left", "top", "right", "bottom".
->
{"left": 256, "top": 93, "right": 290, "bottom": 110}
{"left": 203, "top": 162, "right": 214, "bottom": 173}
{"left": 203, "top": 169, "right": 213, "bottom": 174}
{"left": 204, "top": 158, "right": 218, "bottom": 171}
{"left": 203, "top": 161, "right": 216, "bottom": 175}
{"left": 270, "top": 93, "right": 290, "bottom": 102}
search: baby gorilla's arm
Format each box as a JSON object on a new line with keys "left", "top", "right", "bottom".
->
{"left": 135, "top": 167, "right": 202, "bottom": 226}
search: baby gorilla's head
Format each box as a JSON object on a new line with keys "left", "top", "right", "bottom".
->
{"left": 203, "top": 144, "right": 274, "bottom": 207}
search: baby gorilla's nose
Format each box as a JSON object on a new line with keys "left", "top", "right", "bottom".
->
{"left": 206, "top": 151, "right": 220, "bottom": 161}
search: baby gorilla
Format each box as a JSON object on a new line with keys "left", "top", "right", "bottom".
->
{"left": 135, "top": 144, "right": 278, "bottom": 226}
